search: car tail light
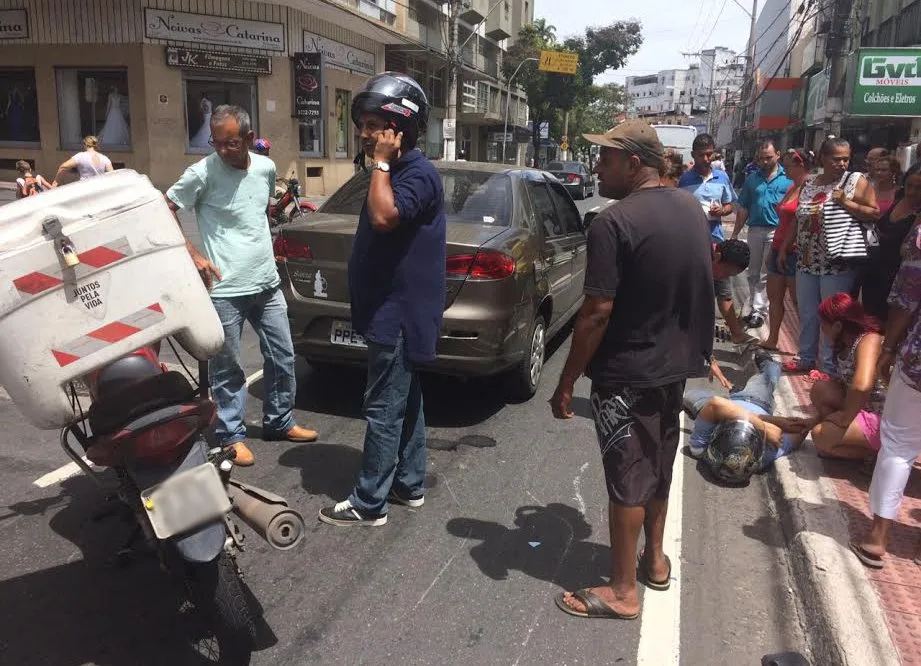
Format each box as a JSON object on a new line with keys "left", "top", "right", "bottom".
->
{"left": 274, "top": 236, "right": 313, "bottom": 261}
{"left": 567, "top": 174, "right": 581, "bottom": 184}
{"left": 446, "top": 250, "right": 515, "bottom": 280}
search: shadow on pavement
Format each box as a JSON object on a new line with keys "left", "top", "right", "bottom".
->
{"left": 277, "top": 442, "right": 362, "bottom": 500}
{"left": 446, "top": 503, "right": 609, "bottom": 592}
{"left": 0, "top": 475, "right": 274, "bottom": 666}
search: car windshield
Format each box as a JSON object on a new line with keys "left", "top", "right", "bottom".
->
{"left": 547, "top": 161, "right": 582, "bottom": 172}
{"left": 320, "top": 167, "right": 513, "bottom": 227}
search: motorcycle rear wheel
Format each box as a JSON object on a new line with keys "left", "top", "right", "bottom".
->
{"left": 185, "top": 551, "right": 257, "bottom": 665}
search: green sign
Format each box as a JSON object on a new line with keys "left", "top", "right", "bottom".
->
{"left": 849, "top": 48, "right": 921, "bottom": 116}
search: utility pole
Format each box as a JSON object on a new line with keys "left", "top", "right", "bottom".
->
{"left": 443, "top": 0, "right": 460, "bottom": 161}
{"left": 824, "top": 0, "right": 854, "bottom": 136}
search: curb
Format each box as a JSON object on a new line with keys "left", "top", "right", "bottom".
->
{"left": 770, "top": 371, "right": 900, "bottom": 665}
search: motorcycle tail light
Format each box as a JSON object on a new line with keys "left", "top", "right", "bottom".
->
{"left": 131, "top": 416, "right": 201, "bottom": 464}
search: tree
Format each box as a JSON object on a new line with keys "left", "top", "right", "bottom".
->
{"left": 571, "top": 82, "right": 629, "bottom": 149}
{"left": 504, "top": 20, "right": 643, "bottom": 163}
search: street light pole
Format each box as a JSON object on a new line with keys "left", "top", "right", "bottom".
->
{"left": 502, "top": 57, "right": 538, "bottom": 164}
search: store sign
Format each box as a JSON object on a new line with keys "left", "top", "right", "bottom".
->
{"left": 850, "top": 48, "right": 921, "bottom": 116}
{"left": 292, "top": 53, "right": 324, "bottom": 119}
{"left": 0, "top": 10, "right": 28, "bottom": 39}
{"left": 303, "top": 32, "right": 375, "bottom": 76}
{"left": 146, "top": 8, "right": 285, "bottom": 52}
{"left": 166, "top": 47, "right": 272, "bottom": 75}
{"left": 805, "top": 67, "right": 829, "bottom": 127}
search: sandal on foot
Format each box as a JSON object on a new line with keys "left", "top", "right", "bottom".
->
{"left": 850, "top": 542, "right": 884, "bottom": 569}
{"left": 554, "top": 589, "right": 639, "bottom": 620}
{"left": 637, "top": 552, "right": 672, "bottom": 591}
{"left": 782, "top": 359, "right": 814, "bottom": 374}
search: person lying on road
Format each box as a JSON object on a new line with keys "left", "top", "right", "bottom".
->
{"left": 684, "top": 350, "right": 810, "bottom": 484}
{"left": 709, "top": 239, "right": 753, "bottom": 390}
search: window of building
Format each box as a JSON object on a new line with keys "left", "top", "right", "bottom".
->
{"left": 334, "top": 89, "right": 351, "bottom": 158}
{"left": 0, "top": 69, "right": 40, "bottom": 145}
{"left": 56, "top": 68, "right": 130, "bottom": 150}
{"left": 478, "top": 82, "right": 489, "bottom": 112}
{"left": 182, "top": 76, "right": 257, "bottom": 154}
{"left": 428, "top": 66, "right": 446, "bottom": 108}
{"left": 299, "top": 118, "right": 323, "bottom": 157}
{"left": 406, "top": 56, "right": 426, "bottom": 89}
{"left": 462, "top": 81, "right": 477, "bottom": 111}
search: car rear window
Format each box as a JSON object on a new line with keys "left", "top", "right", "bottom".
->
{"left": 320, "top": 167, "right": 513, "bottom": 227}
{"left": 548, "top": 161, "right": 582, "bottom": 173}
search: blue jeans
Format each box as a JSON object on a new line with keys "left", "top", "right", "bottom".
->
{"left": 348, "top": 332, "right": 427, "bottom": 515}
{"left": 796, "top": 270, "right": 856, "bottom": 370}
{"left": 210, "top": 287, "right": 296, "bottom": 445}
{"left": 684, "top": 356, "right": 781, "bottom": 418}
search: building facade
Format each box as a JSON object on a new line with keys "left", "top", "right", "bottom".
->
{"left": 0, "top": 0, "right": 532, "bottom": 194}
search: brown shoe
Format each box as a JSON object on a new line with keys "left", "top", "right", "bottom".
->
{"left": 266, "top": 425, "right": 319, "bottom": 443}
{"left": 225, "top": 441, "right": 255, "bottom": 466}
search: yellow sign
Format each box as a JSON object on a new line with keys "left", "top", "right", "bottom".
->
{"left": 538, "top": 50, "right": 579, "bottom": 75}
{"left": 560, "top": 140, "right": 569, "bottom": 152}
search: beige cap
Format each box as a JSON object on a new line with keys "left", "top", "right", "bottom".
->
{"left": 583, "top": 119, "right": 665, "bottom": 167}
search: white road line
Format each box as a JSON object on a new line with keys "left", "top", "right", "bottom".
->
{"left": 589, "top": 205, "right": 600, "bottom": 211}
{"left": 635, "top": 416, "right": 686, "bottom": 665}
{"left": 32, "top": 368, "right": 267, "bottom": 488}
{"left": 33, "top": 459, "right": 92, "bottom": 488}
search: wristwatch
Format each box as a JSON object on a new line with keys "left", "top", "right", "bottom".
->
{"left": 372, "top": 161, "right": 391, "bottom": 173}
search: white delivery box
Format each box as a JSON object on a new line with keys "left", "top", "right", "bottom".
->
{"left": 0, "top": 170, "right": 224, "bottom": 429}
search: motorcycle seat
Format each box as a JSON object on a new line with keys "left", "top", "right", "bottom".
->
{"left": 88, "top": 371, "right": 197, "bottom": 436}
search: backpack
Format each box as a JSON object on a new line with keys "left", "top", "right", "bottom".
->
{"left": 16, "top": 175, "right": 42, "bottom": 198}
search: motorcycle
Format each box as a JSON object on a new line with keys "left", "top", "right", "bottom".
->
{"left": 59, "top": 341, "right": 305, "bottom": 664}
{"left": 270, "top": 177, "right": 316, "bottom": 227}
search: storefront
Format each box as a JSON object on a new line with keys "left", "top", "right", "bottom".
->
{"left": 0, "top": 0, "right": 392, "bottom": 194}
{"left": 843, "top": 47, "right": 921, "bottom": 162}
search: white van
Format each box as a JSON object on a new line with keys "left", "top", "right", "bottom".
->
{"left": 651, "top": 124, "right": 698, "bottom": 165}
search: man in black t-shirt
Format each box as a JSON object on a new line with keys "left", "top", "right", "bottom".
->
{"left": 550, "top": 119, "right": 715, "bottom": 620}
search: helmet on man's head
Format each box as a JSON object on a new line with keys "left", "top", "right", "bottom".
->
{"left": 351, "top": 72, "right": 429, "bottom": 150}
{"left": 704, "top": 419, "right": 765, "bottom": 485}
{"left": 254, "top": 138, "right": 271, "bottom": 155}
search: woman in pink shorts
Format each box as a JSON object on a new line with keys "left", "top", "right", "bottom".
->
{"left": 804, "top": 293, "right": 887, "bottom": 459}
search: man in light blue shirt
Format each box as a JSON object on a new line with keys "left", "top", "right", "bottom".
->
{"left": 166, "top": 105, "right": 318, "bottom": 466}
{"left": 731, "top": 140, "right": 793, "bottom": 328}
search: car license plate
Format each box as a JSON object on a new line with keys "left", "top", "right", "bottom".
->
{"left": 330, "top": 320, "right": 368, "bottom": 348}
{"left": 141, "top": 463, "right": 231, "bottom": 540}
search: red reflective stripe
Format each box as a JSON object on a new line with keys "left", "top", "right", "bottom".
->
{"left": 51, "top": 350, "right": 80, "bottom": 367}
{"left": 86, "top": 321, "right": 142, "bottom": 344}
{"left": 13, "top": 272, "right": 64, "bottom": 295}
{"left": 148, "top": 303, "right": 163, "bottom": 313}
{"left": 78, "top": 245, "right": 126, "bottom": 268}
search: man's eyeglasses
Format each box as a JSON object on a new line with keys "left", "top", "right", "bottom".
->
{"left": 208, "top": 137, "right": 245, "bottom": 150}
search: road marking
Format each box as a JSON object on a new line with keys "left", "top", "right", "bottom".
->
{"left": 33, "top": 459, "right": 92, "bottom": 488}
{"left": 245, "top": 369, "right": 264, "bottom": 386}
{"left": 635, "top": 417, "right": 686, "bottom": 665}
{"left": 589, "top": 205, "right": 600, "bottom": 211}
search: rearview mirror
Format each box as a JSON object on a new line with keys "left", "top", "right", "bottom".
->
{"left": 582, "top": 211, "right": 598, "bottom": 230}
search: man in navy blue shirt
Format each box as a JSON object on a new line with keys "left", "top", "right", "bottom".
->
{"left": 320, "top": 73, "right": 446, "bottom": 527}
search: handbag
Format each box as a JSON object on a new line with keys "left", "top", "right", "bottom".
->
{"left": 822, "top": 171, "right": 871, "bottom": 260}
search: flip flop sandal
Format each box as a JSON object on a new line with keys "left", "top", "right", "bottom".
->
{"left": 637, "top": 552, "right": 672, "bottom": 591}
{"left": 782, "top": 359, "right": 814, "bottom": 374}
{"left": 850, "top": 542, "right": 884, "bottom": 569}
{"left": 554, "top": 589, "right": 639, "bottom": 620}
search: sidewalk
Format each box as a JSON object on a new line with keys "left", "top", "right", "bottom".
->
{"left": 771, "top": 295, "right": 919, "bottom": 665}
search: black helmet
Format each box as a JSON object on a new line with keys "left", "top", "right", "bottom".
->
{"left": 704, "top": 419, "right": 765, "bottom": 485}
{"left": 351, "top": 71, "right": 429, "bottom": 149}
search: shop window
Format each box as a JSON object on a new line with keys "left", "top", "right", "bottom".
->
{"left": 56, "top": 69, "right": 130, "bottom": 151}
{"left": 299, "top": 118, "right": 323, "bottom": 157}
{"left": 0, "top": 69, "right": 40, "bottom": 146}
{"left": 183, "top": 77, "right": 257, "bottom": 153}
{"left": 334, "top": 90, "right": 350, "bottom": 159}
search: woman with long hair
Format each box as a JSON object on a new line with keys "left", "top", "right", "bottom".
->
{"left": 761, "top": 149, "right": 810, "bottom": 350}
{"left": 804, "top": 293, "right": 887, "bottom": 460}
{"left": 781, "top": 137, "right": 880, "bottom": 376}
{"left": 861, "top": 162, "right": 921, "bottom": 323}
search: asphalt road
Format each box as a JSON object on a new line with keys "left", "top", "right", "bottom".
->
{"left": 0, "top": 191, "right": 809, "bottom": 665}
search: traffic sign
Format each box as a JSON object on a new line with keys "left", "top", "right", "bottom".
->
{"left": 560, "top": 139, "right": 569, "bottom": 152}
{"left": 538, "top": 50, "right": 579, "bottom": 75}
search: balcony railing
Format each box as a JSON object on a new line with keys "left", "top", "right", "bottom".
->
{"left": 336, "top": 0, "right": 397, "bottom": 26}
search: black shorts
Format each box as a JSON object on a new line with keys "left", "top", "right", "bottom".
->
{"left": 590, "top": 380, "right": 686, "bottom": 506}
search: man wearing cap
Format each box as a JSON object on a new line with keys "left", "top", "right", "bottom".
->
{"left": 550, "top": 120, "right": 715, "bottom": 619}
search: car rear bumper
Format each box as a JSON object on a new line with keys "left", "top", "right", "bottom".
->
{"left": 281, "top": 283, "right": 528, "bottom": 378}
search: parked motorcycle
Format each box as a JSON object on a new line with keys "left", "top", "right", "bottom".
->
{"left": 270, "top": 177, "right": 316, "bottom": 227}
{"left": 59, "top": 341, "right": 305, "bottom": 664}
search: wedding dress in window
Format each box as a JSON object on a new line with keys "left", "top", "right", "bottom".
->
{"left": 189, "top": 96, "right": 213, "bottom": 148}
{"left": 97, "top": 89, "right": 130, "bottom": 147}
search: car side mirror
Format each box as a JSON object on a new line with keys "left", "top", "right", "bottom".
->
{"left": 582, "top": 211, "right": 598, "bottom": 230}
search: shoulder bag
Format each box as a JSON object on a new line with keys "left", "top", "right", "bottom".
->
{"left": 822, "top": 171, "right": 872, "bottom": 260}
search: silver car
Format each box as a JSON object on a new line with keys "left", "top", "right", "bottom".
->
{"left": 274, "top": 162, "right": 590, "bottom": 399}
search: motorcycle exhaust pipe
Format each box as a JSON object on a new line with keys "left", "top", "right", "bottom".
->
{"left": 226, "top": 480, "right": 305, "bottom": 550}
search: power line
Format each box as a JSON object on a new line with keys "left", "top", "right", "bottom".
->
{"left": 697, "top": 0, "right": 730, "bottom": 53}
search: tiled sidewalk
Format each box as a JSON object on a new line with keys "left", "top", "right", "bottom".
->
{"left": 775, "top": 296, "right": 921, "bottom": 665}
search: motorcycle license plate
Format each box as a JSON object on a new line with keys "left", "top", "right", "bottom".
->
{"left": 141, "top": 463, "right": 231, "bottom": 540}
